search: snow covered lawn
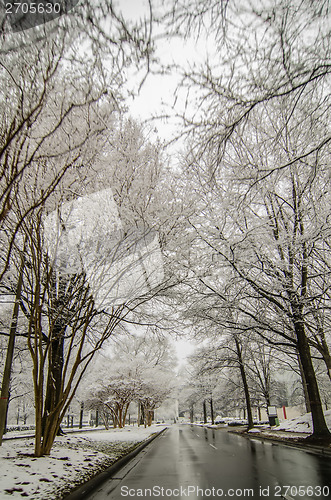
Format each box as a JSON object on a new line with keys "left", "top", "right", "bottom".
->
{"left": 0, "top": 425, "right": 166, "bottom": 499}
{"left": 245, "top": 410, "right": 331, "bottom": 444}
{"left": 275, "top": 409, "right": 331, "bottom": 434}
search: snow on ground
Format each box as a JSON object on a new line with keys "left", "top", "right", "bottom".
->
{"left": 0, "top": 425, "right": 166, "bottom": 499}
{"left": 275, "top": 409, "right": 331, "bottom": 434}
{"left": 191, "top": 410, "right": 331, "bottom": 438}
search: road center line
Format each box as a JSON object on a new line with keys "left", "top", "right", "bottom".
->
{"left": 209, "top": 444, "right": 217, "bottom": 449}
{"left": 196, "top": 434, "right": 200, "bottom": 437}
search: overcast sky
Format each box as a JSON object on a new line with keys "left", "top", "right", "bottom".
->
{"left": 119, "top": 0, "right": 209, "bottom": 151}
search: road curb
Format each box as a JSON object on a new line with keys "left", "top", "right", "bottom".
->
{"left": 64, "top": 427, "right": 167, "bottom": 499}
{"left": 230, "top": 429, "right": 331, "bottom": 457}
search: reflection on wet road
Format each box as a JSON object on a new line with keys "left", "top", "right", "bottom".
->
{"left": 86, "top": 425, "right": 331, "bottom": 499}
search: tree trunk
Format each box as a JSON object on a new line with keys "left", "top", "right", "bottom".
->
{"left": 0, "top": 252, "right": 25, "bottom": 445}
{"left": 122, "top": 403, "right": 129, "bottom": 428}
{"left": 190, "top": 404, "right": 194, "bottom": 423}
{"left": 324, "top": 354, "right": 331, "bottom": 383}
{"left": 79, "top": 403, "right": 84, "bottom": 429}
{"left": 210, "top": 398, "right": 214, "bottom": 425}
{"left": 203, "top": 400, "right": 207, "bottom": 423}
{"left": 34, "top": 381, "right": 44, "bottom": 457}
{"left": 112, "top": 412, "right": 117, "bottom": 428}
{"left": 319, "top": 345, "right": 331, "bottom": 383}
{"left": 42, "top": 322, "right": 65, "bottom": 437}
{"left": 101, "top": 410, "right": 109, "bottom": 430}
{"left": 235, "top": 338, "right": 254, "bottom": 430}
{"left": 147, "top": 410, "right": 153, "bottom": 426}
{"left": 264, "top": 392, "right": 271, "bottom": 407}
{"left": 42, "top": 416, "right": 62, "bottom": 455}
{"left": 137, "top": 402, "right": 141, "bottom": 427}
{"left": 295, "top": 318, "right": 331, "bottom": 440}
{"left": 310, "top": 309, "right": 331, "bottom": 383}
{"left": 139, "top": 402, "right": 144, "bottom": 426}
{"left": 118, "top": 407, "right": 123, "bottom": 428}
{"left": 297, "top": 352, "right": 311, "bottom": 413}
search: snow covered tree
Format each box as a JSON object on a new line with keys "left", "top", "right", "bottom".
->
{"left": 0, "top": 114, "right": 170, "bottom": 455}
{"left": 86, "top": 372, "right": 139, "bottom": 429}
{"left": 163, "top": 0, "right": 330, "bottom": 169}
{"left": 0, "top": 0, "right": 153, "bottom": 279}
{"left": 84, "top": 331, "right": 176, "bottom": 428}
{"left": 0, "top": 0, "right": 155, "bottom": 449}
{"left": 178, "top": 92, "right": 331, "bottom": 440}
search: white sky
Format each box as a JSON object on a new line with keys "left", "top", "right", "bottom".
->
{"left": 175, "top": 338, "right": 197, "bottom": 367}
{"left": 119, "top": 0, "right": 209, "bottom": 148}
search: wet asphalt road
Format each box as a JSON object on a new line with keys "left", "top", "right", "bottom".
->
{"left": 86, "top": 425, "right": 331, "bottom": 500}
